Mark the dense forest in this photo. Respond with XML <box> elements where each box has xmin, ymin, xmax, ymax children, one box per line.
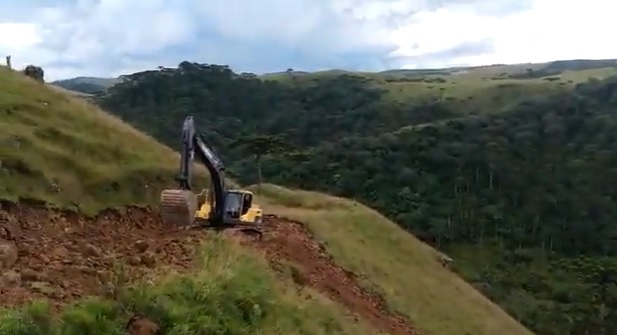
<box><xmin>97</xmin><ymin>61</ymin><xmax>617</xmax><ymax>335</ymax></box>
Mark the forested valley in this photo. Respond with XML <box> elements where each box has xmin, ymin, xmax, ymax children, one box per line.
<box><xmin>97</xmin><ymin>61</ymin><xmax>617</xmax><ymax>335</ymax></box>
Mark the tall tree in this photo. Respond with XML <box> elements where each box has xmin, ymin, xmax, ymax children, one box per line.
<box><xmin>229</xmin><ymin>135</ymin><xmax>291</xmax><ymax>193</ymax></box>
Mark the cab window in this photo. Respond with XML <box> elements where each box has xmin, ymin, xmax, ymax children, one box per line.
<box><xmin>242</xmin><ymin>193</ymin><xmax>252</xmax><ymax>214</ymax></box>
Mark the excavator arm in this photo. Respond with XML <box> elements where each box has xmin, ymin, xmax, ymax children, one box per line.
<box><xmin>160</xmin><ymin>116</ymin><xmax>228</xmax><ymax>226</ymax></box>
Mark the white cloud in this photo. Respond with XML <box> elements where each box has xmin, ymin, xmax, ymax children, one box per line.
<box><xmin>0</xmin><ymin>0</ymin><xmax>613</xmax><ymax>81</ymax></box>
<box><xmin>396</xmin><ymin>0</ymin><xmax>616</xmax><ymax>68</ymax></box>
<box><xmin>0</xmin><ymin>23</ymin><xmax>40</xmax><ymax>51</ymax></box>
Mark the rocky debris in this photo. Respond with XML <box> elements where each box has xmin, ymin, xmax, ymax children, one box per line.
<box><xmin>0</xmin><ymin>270</ymin><xmax>21</xmax><ymax>287</ymax></box>
<box><xmin>2</xmin><ymin>202</ymin><xmax>420</xmax><ymax>335</ymax></box>
<box><xmin>0</xmin><ymin>203</ymin><xmax>205</xmax><ymax>308</ymax></box>
<box><xmin>141</xmin><ymin>252</ymin><xmax>156</xmax><ymax>267</ymax></box>
<box><xmin>82</xmin><ymin>243</ymin><xmax>103</xmax><ymax>257</ymax></box>
<box><xmin>20</xmin><ymin>268</ymin><xmax>48</xmax><ymax>281</ymax></box>
<box><xmin>134</xmin><ymin>239</ymin><xmax>150</xmax><ymax>252</ymax></box>
<box><xmin>0</xmin><ymin>239</ymin><xmax>17</xmax><ymax>271</ymax></box>
<box><xmin>28</xmin><ymin>281</ymin><xmax>56</xmax><ymax>296</ymax></box>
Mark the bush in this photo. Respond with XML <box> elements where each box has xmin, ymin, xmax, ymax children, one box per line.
<box><xmin>22</xmin><ymin>65</ymin><xmax>44</xmax><ymax>82</ymax></box>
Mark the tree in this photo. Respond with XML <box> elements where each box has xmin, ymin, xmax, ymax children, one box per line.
<box><xmin>229</xmin><ymin>135</ymin><xmax>291</xmax><ymax>193</ymax></box>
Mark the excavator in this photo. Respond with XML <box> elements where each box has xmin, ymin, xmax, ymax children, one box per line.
<box><xmin>159</xmin><ymin>116</ymin><xmax>263</xmax><ymax>236</ymax></box>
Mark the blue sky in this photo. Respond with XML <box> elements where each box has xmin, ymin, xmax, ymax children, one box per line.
<box><xmin>0</xmin><ymin>0</ymin><xmax>614</xmax><ymax>81</ymax></box>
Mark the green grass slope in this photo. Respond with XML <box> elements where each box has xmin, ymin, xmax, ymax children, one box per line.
<box><xmin>256</xmin><ymin>185</ymin><xmax>534</xmax><ymax>335</ymax></box>
<box><xmin>51</xmin><ymin>76</ymin><xmax>119</xmax><ymax>94</ymax></box>
<box><xmin>0</xmin><ymin>66</ymin><xmax>179</xmax><ymax>214</ymax></box>
<box><xmin>0</xmin><ymin>67</ymin><xmax>533</xmax><ymax>335</ymax></box>
<box><xmin>261</xmin><ymin>60</ymin><xmax>617</xmax><ymax>113</ymax></box>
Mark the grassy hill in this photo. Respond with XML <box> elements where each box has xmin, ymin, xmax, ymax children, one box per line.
<box><xmin>60</xmin><ymin>59</ymin><xmax>617</xmax><ymax>111</ymax></box>
<box><xmin>261</xmin><ymin>59</ymin><xmax>617</xmax><ymax>113</ymax></box>
<box><xmin>56</xmin><ymin>58</ymin><xmax>617</xmax><ymax>121</ymax></box>
<box><xmin>0</xmin><ymin>67</ymin><xmax>533</xmax><ymax>334</ymax></box>
<box><xmin>51</xmin><ymin>76</ymin><xmax>119</xmax><ymax>95</ymax></box>
<box><xmin>0</xmin><ymin>67</ymin><xmax>177</xmax><ymax>214</ymax></box>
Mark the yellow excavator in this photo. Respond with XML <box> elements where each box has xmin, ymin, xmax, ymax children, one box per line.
<box><xmin>159</xmin><ymin>116</ymin><xmax>263</xmax><ymax>235</ymax></box>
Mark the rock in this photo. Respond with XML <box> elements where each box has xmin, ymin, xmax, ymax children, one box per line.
<box><xmin>76</xmin><ymin>266</ymin><xmax>97</xmax><ymax>275</ymax></box>
<box><xmin>49</xmin><ymin>182</ymin><xmax>61</xmax><ymax>193</ymax></box>
<box><xmin>83</xmin><ymin>243</ymin><xmax>102</xmax><ymax>257</ymax></box>
<box><xmin>29</xmin><ymin>281</ymin><xmax>56</xmax><ymax>296</ymax></box>
<box><xmin>17</xmin><ymin>246</ymin><xmax>30</xmax><ymax>257</ymax></box>
<box><xmin>60</xmin><ymin>280</ymin><xmax>71</xmax><ymax>289</ymax></box>
<box><xmin>141</xmin><ymin>253</ymin><xmax>156</xmax><ymax>268</ymax></box>
<box><xmin>126</xmin><ymin>315</ymin><xmax>160</xmax><ymax>335</ymax></box>
<box><xmin>0</xmin><ymin>240</ymin><xmax>17</xmax><ymax>270</ymax></box>
<box><xmin>0</xmin><ymin>270</ymin><xmax>21</xmax><ymax>287</ymax></box>
<box><xmin>133</xmin><ymin>240</ymin><xmax>150</xmax><ymax>253</ymax></box>
<box><xmin>21</xmin><ymin>268</ymin><xmax>48</xmax><ymax>281</ymax></box>
<box><xmin>50</xmin><ymin>246</ymin><xmax>69</xmax><ymax>259</ymax></box>
<box><xmin>39</xmin><ymin>254</ymin><xmax>50</xmax><ymax>263</ymax></box>
<box><xmin>127</xmin><ymin>256</ymin><xmax>142</xmax><ymax>266</ymax></box>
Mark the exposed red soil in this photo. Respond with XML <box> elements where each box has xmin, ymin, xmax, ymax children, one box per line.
<box><xmin>0</xmin><ymin>201</ymin><xmax>419</xmax><ymax>335</ymax></box>
<box><xmin>0</xmin><ymin>201</ymin><xmax>204</xmax><ymax>309</ymax></box>
<box><xmin>239</xmin><ymin>214</ymin><xmax>420</xmax><ymax>335</ymax></box>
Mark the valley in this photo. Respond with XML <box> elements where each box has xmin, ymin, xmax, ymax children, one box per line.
<box><xmin>89</xmin><ymin>59</ymin><xmax>617</xmax><ymax>335</ymax></box>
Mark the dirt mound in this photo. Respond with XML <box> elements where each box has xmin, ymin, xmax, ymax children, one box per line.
<box><xmin>237</xmin><ymin>214</ymin><xmax>419</xmax><ymax>335</ymax></box>
<box><xmin>0</xmin><ymin>202</ymin><xmax>418</xmax><ymax>335</ymax></box>
<box><xmin>0</xmin><ymin>201</ymin><xmax>205</xmax><ymax>308</ymax></box>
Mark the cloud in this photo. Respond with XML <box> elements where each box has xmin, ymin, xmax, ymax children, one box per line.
<box><xmin>0</xmin><ymin>0</ymin><xmax>612</xmax><ymax>81</ymax></box>
<box><xmin>395</xmin><ymin>38</ymin><xmax>496</xmax><ymax>68</ymax></box>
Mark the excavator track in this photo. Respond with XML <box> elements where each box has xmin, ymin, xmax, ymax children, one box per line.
<box><xmin>160</xmin><ymin>189</ymin><xmax>198</xmax><ymax>226</ymax></box>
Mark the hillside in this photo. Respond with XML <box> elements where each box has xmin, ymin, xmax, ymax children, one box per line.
<box><xmin>0</xmin><ymin>67</ymin><xmax>531</xmax><ymax>334</ymax></box>
<box><xmin>51</xmin><ymin>76</ymin><xmax>119</xmax><ymax>94</ymax></box>
<box><xmin>97</xmin><ymin>61</ymin><xmax>617</xmax><ymax>335</ymax></box>
<box><xmin>61</xmin><ymin>59</ymin><xmax>617</xmax><ymax>115</ymax></box>
<box><xmin>262</xmin><ymin>60</ymin><xmax>617</xmax><ymax>114</ymax></box>
<box><xmin>0</xmin><ymin>68</ymin><xmax>179</xmax><ymax>213</ymax></box>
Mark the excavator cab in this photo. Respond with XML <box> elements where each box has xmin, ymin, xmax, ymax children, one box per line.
<box><xmin>224</xmin><ymin>191</ymin><xmax>243</xmax><ymax>219</ymax></box>
<box><xmin>223</xmin><ymin>190</ymin><xmax>261</xmax><ymax>225</ymax></box>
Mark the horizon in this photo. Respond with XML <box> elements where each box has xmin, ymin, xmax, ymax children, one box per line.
<box><xmin>49</xmin><ymin>57</ymin><xmax>617</xmax><ymax>82</ymax></box>
<box><xmin>1</xmin><ymin>0</ymin><xmax>614</xmax><ymax>82</ymax></box>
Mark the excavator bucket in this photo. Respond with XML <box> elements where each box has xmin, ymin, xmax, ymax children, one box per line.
<box><xmin>160</xmin><ymin>189</ymin><xmax>198</xmax><ymax>226</ymax></box>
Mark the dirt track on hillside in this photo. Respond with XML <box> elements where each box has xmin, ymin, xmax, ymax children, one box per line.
<box><xmin>0</xmin><ymin>201</ymin><xmax>419</xmax><ymax>335</ymax></box>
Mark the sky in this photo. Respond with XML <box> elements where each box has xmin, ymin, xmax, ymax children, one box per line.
<box><xmin>0</xmin><ymin>0</ymin><xmax>614</xmax><ymax>81</ymax></box>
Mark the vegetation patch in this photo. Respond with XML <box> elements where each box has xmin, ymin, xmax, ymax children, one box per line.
<box><xmin>0</xmin><ymin>67</ymin><xmax>187</xmax><ymax>214</ymax></box>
